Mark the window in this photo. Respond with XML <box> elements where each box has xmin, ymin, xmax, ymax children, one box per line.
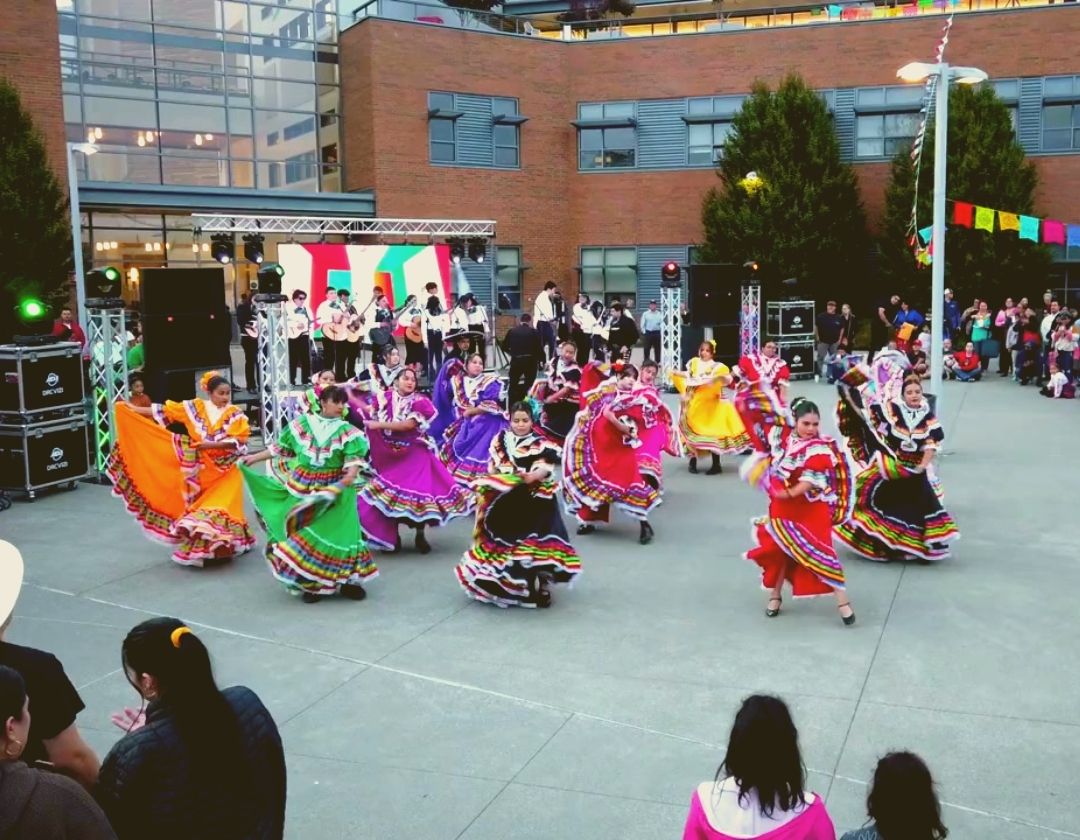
<box><xmin>495</xmin><ymin>246</ymin><xmax>523</xmax><ymax>311</ymax></box>
<box><xmin>581</xmin><ymin>247</ymin><xmax>637</xmax><ymax>302</ymax></box>
<box><xmin>854</xmin><ymin>86</ymin><xmax>925</xmax><ymax>159</ymax></box>
<box><xmin>1042</xmin><ymin>76</ymin><xmax>1080</xmax><ymax>151</ymax></box>
<box><xmin>991</xmin><ymin>79</ymin><xmax>1019</xmax><ymax>134</ymax></box>
<box><xmin>267</xmin><ymin>131</ymin><xmax>279</xmax><ymax>147</ymax></box>
<box><xmin>685</xmin><ymin>96</ymin><xmax>743</xmax><ymax>165</ymax></box>
<box><xmin>284</xmin><ymin>151</ymin><xmax>317</xmax><ymax>184</ymax></box>
<box><xmin>283</xmin><ymin>116</ymin><xmax>315</xmax><ymax>141</ymax></box>
<box><xmin>492</xmin><ymin>97</ymin><xmax>520</xmax><ymax>168</ymax></box>
<box><xmin>428</xmin><ymin>91</ymin><xmax>458</xmax><ymax>163</ymax></box>
<box><xmin>577</xmin><ymin>103</ymin><xmax>636</xmax><ymax>170</ymax></box>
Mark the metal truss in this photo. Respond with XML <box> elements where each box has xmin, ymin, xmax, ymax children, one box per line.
<box><xmin>86</xmin><ymin>306</ymin><xmax>128</xmax><ymax>475</ymax></box>
<box><xmin>192</xmin><ymin>214</ymin><xmax>497</xmax><ymax>237</ymax></box>
<box><xmin>740</xmin><ymin>283</ymin><xmax>761</xmax><ymax>359</ymax></box>
<box><xmin>659</xmin><ymin>286</ymin><xmax>683</xmax><ymax>389</ymax></box>
<box><xmin>254</xmin><ymin>296</ymin><xmax>292</xmax><ymax>445</ymax></box>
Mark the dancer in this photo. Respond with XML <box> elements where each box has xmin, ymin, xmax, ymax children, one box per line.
<box><xmin>441</xmin><ymin>353</ymin><xmax>509</xmax><ymax>486</ymax></box>
<box><xmin>429</xmin><ymin>327</ymin><xmax>476</xmax><ymax>445</ymax></box>
<box><xmin>240</xmin><ymin>385</ymin><xmax>377</xmax><ymax>603</ymax></box>
<box><xmin>455</xmin><ymin>402</ymin><xmax>582</xmax><ymax>608</ymax></box>
<box><xmin>300</xmin><ymin>369</ymin><xmax>336</xmax><ymax>415</ymax></box>
<box><xmin>562</xmin><ymin>362</ymin><xmax>662</xmax><ymax>545</ymax></box>
<box><xmin>740</xmin><ymin>397</ymin><xmax>856</xmax><ymax>626</ymax></box>
<box><xmin>108</xmin><ymin>371</ymin><xmax>254</xmax><ymax>567</ymax></box>
<box><xmin>835</xmin><ymin>376</ymin><xmax>959</xmax><ymax>562</ymax></box>
<box><xmin>734</xmin><ymin>340</ymin><xmax>791</xmax><ymax>405</ymax></box>
<box><xmin>632</xmin><ymin>360</ymin><xmax>679</xmax><ymax>494</ymax></box>
<box><xmin>530</xmin><ymin>341</ymin><xmax>582</xmax><ymax>443</ymax></box>
<box><xmin>354</xmin><ymin>368</ymin><xmax>471</xmax><ymax>554</ymax></box>
<box><xmin>672</xmin><ymin>340</ymin><xmax>749</xmax><ymax>475</ymax></box>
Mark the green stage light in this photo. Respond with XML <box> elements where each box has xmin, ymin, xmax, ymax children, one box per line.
<box><xmin>17</xmin><ymin>298</ymin><xmax>47</xmax><ymax>322</ymax></box>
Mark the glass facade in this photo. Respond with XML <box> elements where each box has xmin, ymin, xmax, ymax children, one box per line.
<box><xmin>59</xmin><ymin>0</ymin><xmax>344</xmax><ymax>191</ymax></box>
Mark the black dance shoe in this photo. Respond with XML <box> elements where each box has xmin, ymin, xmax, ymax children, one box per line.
<box><xmin>415</xmin><ymin>531</ymin><xmax>432</xmax><ymax>555</ymax></box>
<box><xmin>577</xmin><ymin>524</ymin><xmax>595</xmax><ymax>535</ymax></box>
<box><xmin>765</xmin><ymin>597</ymin><xmax>782</xmax><ymax>617</ymax></box>
<box><xmin>639</xmin><ymin>521</ymin><xmax>654</xmax><ymax>545</ymax></box>
<box><xmin>838</xmin><ymin>601</ymin><xmax>856</xmax><ymax>626</ymax></box>
<box><xmin>301</xmin><ymin>592</ymin><xmax>323</xmax><ymax>604</ymax></box>
<box><xmin>341</xmin><ymin>584</ymin><xmax>367</xmax><ymax>601</ymax></box>
<box><xmin>706</xmin><ymin>455</ymin><xmax>723</xmax><ymax>475</ymax></box>
<box><xmin>688</xmin><ymin>457</ymin><xmax>698</xmax><ymax>474</ymax></box>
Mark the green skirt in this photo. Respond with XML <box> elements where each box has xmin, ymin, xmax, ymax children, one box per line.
<box><xmin>241</xmin><ymin>464</ymin><xmax>378</xmax><ymax>596</ymax></box>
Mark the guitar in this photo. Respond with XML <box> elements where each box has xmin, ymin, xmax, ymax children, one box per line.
<box><xmin>287</xmin><ymin>307</ymin><xmax>311</xmax><ymax>340</ymax></box>
<box><xmin>322</xmin><ymin>310</ymin><xmax>349</xmax><ymax>342</ymax></box>
<box><xmin>345</xmin><ymin>305</ymin><xmax>365</xmax><ymax>344</ymax></box>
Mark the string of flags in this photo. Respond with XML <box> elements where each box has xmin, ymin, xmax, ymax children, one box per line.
<box><xmin>912</xmin><ymin>200</ymin><xmax>1080</xmax><ymax>266</ymax></box>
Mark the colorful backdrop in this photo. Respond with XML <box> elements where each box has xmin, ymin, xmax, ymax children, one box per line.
<box><xmin>277</xmin><ymin>244</ymin><xmax>452</xmax><ymax>327</ymax></box>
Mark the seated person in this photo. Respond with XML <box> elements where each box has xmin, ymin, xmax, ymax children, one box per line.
<box><xmin>941</xmin><ymin>339</ymin><xmax>957</xmax><ymax>379</ymax></box>
<box><xmin>1040</xmin><ymin>364</ymin><xmax>1074</xmax><ymax>399</ymax></box>
<box><xmin>952</xmin><ymin>341</ymin><xmax>982</xmax><ymax>381</ymax></box>
<box><xmin>825</xmin><ymin>347</ymin><xmax>852</xmax><ymax>384</ymax></box>
<box><xmin>909</xmin><ymin>348</ymin><xmax>929</xmax><ymax>380</ymax></box>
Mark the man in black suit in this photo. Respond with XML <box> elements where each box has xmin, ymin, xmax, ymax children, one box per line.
<box><xmin>607</xmin><ymin>303</ymin><xmax>639</xmax><ymax>362</ymax></box>
<box><xmin>503</xmin><ymin>313</ymin><xmax>543</xmax><ymax>405</ymax></box>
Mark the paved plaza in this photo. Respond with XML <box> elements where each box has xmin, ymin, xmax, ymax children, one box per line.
<box><xmin>1</xmin><ymin>377</ymin><xmax>1075</xmax><ymax>839</ymax></box>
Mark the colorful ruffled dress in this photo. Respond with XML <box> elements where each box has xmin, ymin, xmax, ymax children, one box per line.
<box><xmin>734</xmin><ymin>354</ymin><xmax>791</xmax><ymax>403</ymax></box>
<box><xmin>743</xmin><ymin>424</ymin><xmax>853</xmax><ymax>598</ymax></box>
<box><xmin>108</xmin><ymin>400</ymin><xmax>254</xmax><ymax>566</ymax></box>
<box><xmin>530</xmin><ymin>359</ymin><xmax>582</xmax><ymax>442</ymax></box>
<box><xmin>441</xmin><ymin>372</ymin><xmax>509</xmax><ymax>485</ymax></box>
<box><xmin>354</xmin><ymin>388</ymin><xmax>472</xmax><ymax>549</ymax></box>
<box><xmin>429</xmin><ymin>354</ymin><xmax>466</xmax><ymax>445</ymax></box>
<box><xmin>562</xmin><ymin>385</ymin><xmax>663</xmax><ymax>524</ymax></box>
<box><xmin>455</xmin><ymin>430</ymin><xmax>581</xmax><ymax>607</ymax></box>
<box><xmin>241</xmin><ymin>413</ymin><xmax>377</xmax><ymax>596</ymax></box>
<box><xmin>834</xmin><ymin>392</ymin><xmax>959</xmax><ymax>562</ymax></box>
<box><xmin>671</xmin><ymin>357</ymin><xmax>749</xmax><ymax>456</ymax></box>
<box><xmin>632</xmin><ymin>382</ymin><xmax>680</xmax><ymax>489</ymax></box>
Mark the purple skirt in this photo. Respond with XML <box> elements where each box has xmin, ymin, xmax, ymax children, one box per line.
<box><xmin>442</xmin><ymin>413</ymin><xmax>509</xmax><ymax>485</ymax></box>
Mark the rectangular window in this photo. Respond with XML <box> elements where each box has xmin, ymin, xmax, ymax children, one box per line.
<box><xmin>282</xmin><ymin>116</ymin><xmax>315</xmax><ymax>140</ymax></box>
<box><xmin>1042</xmin><ymin>76</ymin><xmax>1080</xmax><ymax>151</ymax></box>
<box><xmin>267</xmin><ymin>130</ymin><xmax>279</xmax><ymax>147</ymax></box>
<box><xmin>991</xmin><ymin>79</ymin><xmax>1020</xmax><ymax>134</ymax></box>
<box><xmin>685</xmin><ymin>96</ymin><xmax>743</xmax><ymax>165</ymax></box>
<box><xmin>284</xmin><ymin>150</ymin><xmax>317</xmax><ymax>184</ymax></box>
<box><xmin>495</xmin><ymin>246</ymin><xmax>523</xmax><ymax>312</ymax></box>
<box><xmin>854</xmin><ymin>86</ymin><xmax>924</xmax><ymax>159</ymax></box>
<box><xmin>492</xmin><ymin>97</ymin><xmax>520</xmax><ymax>169</ymax></box>
<box><xmin>578</xmin><ymin>103</ymin><xmax>636</xmax><ymax>170</ymax></box>
<box><xmin>428</xmin><ymin>91</ymin><xmax>457</xmax><ymax>163</ymax></box>
<box><xmin>580</xmin><ymin>247</ymin><xmax>637</xmax><ymax>302</ymax></box>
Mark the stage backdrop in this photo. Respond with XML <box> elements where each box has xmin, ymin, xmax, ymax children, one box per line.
<box><xmin>277</xmin><ymin>243</ymin><xmax>453</xmax><ymax>334</ymax></box>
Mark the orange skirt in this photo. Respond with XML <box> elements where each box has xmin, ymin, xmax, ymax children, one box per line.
<box><xmin>108</xmin><ymin>403</ymin><xmax>254</xmax><ymax>567</ymax></box>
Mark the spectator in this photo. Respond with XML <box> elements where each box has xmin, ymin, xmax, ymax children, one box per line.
<box><xmin>871</xmin><ymin>294</ymin><xmax>900</xmax><ymax>362</ymax></box>
<box><xmin>892</xmin><ymin>300</ymin><xmax>924</xmax><ymax>353</ymax></box>
<box><xmin>532</xmin><ymin>281</ymin><xmax>559</xmax><ymax>362</ymax></box>
<box><xmin>681</xmin><ymin>695</ymin><xmax>835</xmax><ymax>839</ymax></box>
<box><xmin>1017</xmin><ymin>307</ymin><xmax>1042</xmax><ymax>385</ymax></box>
<box><xmin>942</xmin><ymin>289</ymin><xmax>961</xmax><ymax>342</ymax></box>
<box><xmin>1004</xmin><ymin>306</ymin><xmax>1023</xmax><ymax>380</ymax></box>
<box><xmin>607</xmin><ymin>303</ymin><xmax>639</xmax><ymax>362</ymax></box>
<box><xmin>1040</xmin><ymin>363</ymin><xmax>1073</xmax><ymax>399</ymax></box>
<box><xmin>51</xmin><ymin>307</ymin><xmax>87</xmax><ymax>349</ymax></box>
<box><xmin>952</xmin><ymin>342</ymin><xmax>981</xmax><ymax>382</ymax></box>
<box><xmin>993</xmin><ymin>298</ymin><xmax>1015</xmax><ymax>377</ymax></box>
<box><xmin>96</xmin><ymin>617</ymin><xmax>285</xmax><ymax>840</ymax></box>
<box><xmin>968</xmin><ymin>301</ymin><xmax>994</xmax><ymax>372</ymax></box>
<box><xmin>910</xmin><ymin>348</ymin><xmax>929</xmax><ymax>380</ymax></box>
<box><xmin>1051</xmin><ymin>312</ymin><xmax>1076</xmax><ymax>380</ymax></box>
<box><xmin>941</xmin><ymin>339</ymin><xmax>957</xmax><ymax>379</ymax></box>
<box><xmin>825</xmin><ymin>346</ymin><xmax>852</xmax><ymax>384</ymax></box>
<box><xmin>0</xmin><ymin>666</ymin><xmax>117</xmax><ymax>839</ymax></box>
<box><xmin>1040</xmin><ymin>299</ymin><xmax>1061</xmax><ymax>382</ymax></box>
<box><xmin>127</xmin><ymin>373</ymin><xmax>151</xmax><ymax>408</ymax></box>
<box><xmin>571</xmin><ymin>293</ymin><xmax>597</xmax><ymax>366</ymax></box>
<box><xmin>0</xmin><ymin>542</ymin><xmax>100</xmax><ymax>790</ymax></box>
<box><xmin>814</xmin><ymin>300</ymin><xmax>843</xmax><ymax>382</ymax></box>
<box><xmin>959</xmin><ymin>297</ymin><xmax>980</xmax><ymax>340</ymax></box>
<box><xmin>503</xmin><ymin>313</ymin><xmax>543</xmax><ymax>404</ymax></box>
<box><xmin>840</xmin><ymin>751</ymin><xmax>947</xmax><ymax>840</ymax></box>
<box><xmin>640</xmin><ymin>299</ymin><xmax>663</xmax><ymax>364</ymax></box>
<box><xmin>837</xmin><ymin>303</ymin><xmax>857</xmax><ymax>352</ymax></box>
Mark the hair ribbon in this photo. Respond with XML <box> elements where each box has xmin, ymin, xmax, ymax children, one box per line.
<box><xmin>170</xmin><ymin>626</ymin><xmax>193</xmax><ymax>649</ymax></box>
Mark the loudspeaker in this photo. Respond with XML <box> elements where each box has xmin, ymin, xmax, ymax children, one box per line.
<box><xmin>688</xmin><ymin>264</ymin><xmax>743</xmax><ymax>328</ymax></box>
<box><xmin>0</xmin><ymin>415</ymin><xmax>90</xmax><ymax>495</ymax></box>
<box><xmin>145</xmin><ymin>366</ymin><xmax>234</xmax><ymax>403</ymax></box>
<box><xmin>779</xmin><ymin>341</ymin><xmax>815</xmax><ymax>378</ymax></box>
<box><xmin>142</xmin><ymin>312</ymin><xmax>230</xmax><ymax>371</ymax></box>
<box><xmin>141</xmin><ymin>268</ymin><xmax>226</xmax><ymax>318</ymax></box>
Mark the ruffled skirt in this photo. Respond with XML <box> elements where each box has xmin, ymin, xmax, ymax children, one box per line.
<box><xmin>745</xmin><ymin>490</ymin><xmax>845</xmax><ymax>597</ymax></box>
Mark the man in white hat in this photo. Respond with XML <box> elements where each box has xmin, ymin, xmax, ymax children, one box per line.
<box><xmin>0</xmin><ymin>541</ymin><xmax>100</xmax><ymax>789</ymax></box>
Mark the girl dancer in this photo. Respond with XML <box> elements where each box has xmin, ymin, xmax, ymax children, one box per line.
<box><xmin>455</xmin><ymin>402</ymin><xmax>581</xmax><ymax>608</ymax></box>
<box><xmin>633</xmin><ymin>360</ymin><xmax>679</xmax><ymax>495</ymax></box>
<box><xmin>429</xmin><ymin>328</ymin><xmax>476</xmax><ymax>445</ymax></box>
<box><xmin>240</xmin><ymin>385</ymin><xmax>377</xmax><ymax>603</ymax></box>
<box><xmin>354</xmin><ymin>368</ymin><xmax>471</xmax><ymax>554</ymax></box>
<box><xmin>562</xmin><ymin>362</ymin><xmax>662</xmax><ymax>545</ymax></box>
<box><xmin>108</xmin><ymin>371</ymin><xmax>254</xmax><ymax>566</ymax></box>
<box><xmin>835</xmin><ymin>376</ymin><xmax>959</xmax><ymax>562</ymax></box>
<box><xmin>672</xmin><ymin>340</ymin><xmax>749</xmax><ymax>475</ymax></box>
<box><xmin>740</xmin><ymin>397</ymin><xmax>856</xmax><ymax>626</ymax></box>
<box><xmin>734</xmin><ymin>340</ymin><xmax>791</xmax><ymax>405</ymax></box>
<box><xmin>531</xmin><ymin>341</ymin><xmax>582</xmax><ymax>443</ymax></box>
<box><xmin>441</xmin><ymin>353</ymin><xmax>509</xmax><ymax>485</ymax></box>
<box><xmin>300</xmin><ymin>369</ymin><xmax>336</xmax><ymax>415</ymax></box>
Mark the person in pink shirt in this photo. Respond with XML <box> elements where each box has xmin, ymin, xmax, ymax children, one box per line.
<box><xmin>683</xmin><ymin>695</ymin><xmax>836</xmax><ymax>840</ymax></box>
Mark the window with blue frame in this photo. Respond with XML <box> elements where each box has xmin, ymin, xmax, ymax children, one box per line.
<box><xmin>685</xmin><ymin>96</ymin><xmax>744</xmax><ymax>165</ymax></box>
<box><xmin>581</xmin><ymin>247</ymin><xmax>637</xmax><ymax>303</ymax></box>
<box><xmin>492</xmin><ymin>97</ymin><xmax>521</xmax><ymax>168</ymax></box>
<box><xmin>576</xmin><ymin>103</ymin><xmax>636</xmax><ymax>170</ymax></box>
<box><xmin>1042</xmin><ymin>76</ymin><xmax>1080</xmax><ymax>151</ymax></box>
<box><xmin>428</xmin><ymin>92</ymin><xmax>459</xmax><ymax>163</ymax></box>
<box><xmin>427</xmin><ymin>92</ymin><xmax>523</xmax><ymax>168</ymax></box>
<box><xmin>854</xmin><ymin>86</ymin><xmax>925</xmax><ymax>159</ymax></box>
<box><xmin>496</xmin><ymin>246</ymin><xmax>523</xmax><ymax>312</ymax></box>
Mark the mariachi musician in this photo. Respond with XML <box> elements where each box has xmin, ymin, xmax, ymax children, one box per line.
<box><xmin>287</xmin><ymin>289</ymin><xmax>313</xmax><ymax>385</ymax></box>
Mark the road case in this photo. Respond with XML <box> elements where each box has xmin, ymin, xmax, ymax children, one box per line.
<box><xmin>0</xmin><ymin>414</ymin><xmax>90</xmax><ymax>499</ymax></box>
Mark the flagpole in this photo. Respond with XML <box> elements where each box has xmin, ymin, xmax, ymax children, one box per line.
<box><xmin>929</xmin><ymin>62</ymin><xmax>948</xmax><ymax>418</ymax></box>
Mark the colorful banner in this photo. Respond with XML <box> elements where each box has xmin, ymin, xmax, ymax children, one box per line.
<box><xmin>277</xmin><ymin>243</ymin><xmax>453</xmax><ymax>336</ymax></box>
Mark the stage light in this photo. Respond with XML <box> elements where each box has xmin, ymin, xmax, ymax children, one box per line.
<box><xmin>467</xmin><ymin>238</ymin><xmax>486</xmax><ymax>263</ymax></box>
<box><xmin>243</xmin><ymin>233</ymin><xmax>265</xmax><ymax>264</ymax></box>
<box><xmin>13</xmin><ymin>295</ymin><xmax>53</xmax><ymax>343</ymax></box>
<box><xmin>17</xmin><ymin>298</ymin><xmax>46</xmax><ymax>323</ymax></box>
<box><xmin>660</xmin><ymin>261</ymin><xmax>681</xmax><ymax>287</ymax></box>
<box><xmin>211</xmin><ymin>233</ymin><xmax>234</xmax><ymax>264</ymax></box>
<box><xmin>86</xmin><ymin>266</ymin><xmax>121</xmax><ymax>299</ymax></box>
<box><xmin>256</xmin><ymin>262</ymin><xmax>285</xmax><ymax>295</ymax></box>
<box><xmin>448</xmin><ymin>238</ymin><xmax>465</xmax><ymax>264</ymax></box>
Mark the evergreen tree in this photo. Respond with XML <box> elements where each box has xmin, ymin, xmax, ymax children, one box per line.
<box><xmin>699</xmin><ymin>74</ymin><xmax>867</xmax><ymax>304</ymax></box>
<box><xmin>0</xmin><ymin>77</ymin><xmax>72</xmax><ymax>342</ymax></box>
<box><xmin>880</xmin><ymin>83</ymin><xmax>1051</xmax><ymax>309</ymax></box>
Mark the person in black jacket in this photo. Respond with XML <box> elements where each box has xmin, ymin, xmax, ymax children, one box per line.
<box><xmin>96</xmin><ymin>617</ymin><xmax>285</xmax><ymax>840</ymax></box>
<box><xmin>606</xmin><ymin>303</ymin><xmax>639</xmax><ymax>362</ymax></box>
<box><xmin>503</xmin><ymin>313</ymin><xmax>544</xmax><ymax>405</ymax></box>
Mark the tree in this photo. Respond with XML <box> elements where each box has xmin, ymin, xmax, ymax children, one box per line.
<box><xmin>699</xmin><ymin>74</ymin><xmax>867</xmax><ymax>304</ymax></box>
<box><xmin>880</xmin><ymin>83</ymin><xmax>1051</xmax><ymax>309</ymax></box>
<box><xmin>0</xmin><ymin>77</ymin><xmax>72</xmax><ymax>343</ymax></box>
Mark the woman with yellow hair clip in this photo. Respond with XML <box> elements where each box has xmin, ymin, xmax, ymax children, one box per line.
<box><xmin>108</xmin><ymin>370</ymin><xmax>254</xmax><ymax>567</ymax></box>
<box><xmin>671</xmin><ymin>340</ymin><xmax>749</xmax><ymax>475</ymax></box>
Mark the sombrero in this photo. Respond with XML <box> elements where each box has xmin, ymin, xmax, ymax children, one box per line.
<box><xmin>444</xmin><ymin>327</ymin><xmax>483</xmax><ymax>341</ymax></box>
<box><xmin>0</xmin><ymin>541</ymin><xmax>25</xmax><ymax>628</ymax></box>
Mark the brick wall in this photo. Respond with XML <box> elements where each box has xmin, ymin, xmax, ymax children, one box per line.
<box><xmin>342</xmin><ymin>10</ymin><xmax>1080</xmax><ymax>305</ymax></box>
<box><xmin>0</xmin><ymin>1</ymin><xmax>66</xmax><ymax>186</ymax></box>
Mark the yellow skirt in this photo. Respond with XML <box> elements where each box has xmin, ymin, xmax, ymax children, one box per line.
<box><xmin>108</xmin><ymin>403</ymin><xmax>254</xmax><ymax>567</ymax></box>
<box><xmin>675</xmin><ymin>379</ymin><xmax>749</xmax><ymax>455</ymax></box>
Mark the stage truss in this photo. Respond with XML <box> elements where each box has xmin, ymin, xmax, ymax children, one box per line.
<box><xmin>192</xmin><ymin>215</ymin><xmax>497</xmax><ymax>238</ymax></box>
<box><xmin>740</xmin><ymin>283</ymin><xmax>762</xmax><ymax>358</ymax></box>
<box><xmin>659</xmin><ymin>286</ymin><xmax>683</xmax><ymax>389</ymax></box>
<box><xmin>253</xmin><ymin>295</ymin><xmax>292</xmax><ymax>445</ymax></box>
<box><xmin>86</xmin><ymin>306</ymin><xmax>129</xmax><ymax>475</ymax></box>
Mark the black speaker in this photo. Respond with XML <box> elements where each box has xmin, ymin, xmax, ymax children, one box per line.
<box><xmin>142</xmin><ymin>312</ymin><xmax>230</xmax><ymax>371</ymax></box>
<box><xmin>779</xmin><ymin>341</ymin><xmax>815</xmax><ymax>378</ymax></box>
<box><xmin>142</xmin><ymin>268</ymin><xmax>226</xmax><ymax>318</ymax></box>
<box><xmin>688</xmin><ymin>264</ymin><xmax>743</xmax><ymax>328</ymax></box>
<box><xmin>145</xmin><ymin>366</ymin><xmax>233</xmax><ymax>403</ymax></box>
<box><xmin>0</xmin><ymin>415</ymin><xmax>90</xmax><ymax>494</ymax></box>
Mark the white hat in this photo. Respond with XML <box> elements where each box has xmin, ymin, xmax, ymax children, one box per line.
<box><xmin>0</xmin><ymin>541</ymin><xmax>25</xmax><ymax>627</ymax></box>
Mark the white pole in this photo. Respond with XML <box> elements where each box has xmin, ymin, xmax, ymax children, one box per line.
<box><xmin>929</xmin><ymin>64</ymin><xmax>948</xmax><ymax>418</ymax></box>
<box><xmin>66</xmin><ymin>143</ymin><xmax>88</xmax><ymax>340</ymax></box>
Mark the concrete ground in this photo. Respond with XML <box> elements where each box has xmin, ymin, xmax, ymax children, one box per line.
<box><xmin>2</xmin><ymin>375</ymin><xmax>1075</xmax><ymax>839</ymax></box>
